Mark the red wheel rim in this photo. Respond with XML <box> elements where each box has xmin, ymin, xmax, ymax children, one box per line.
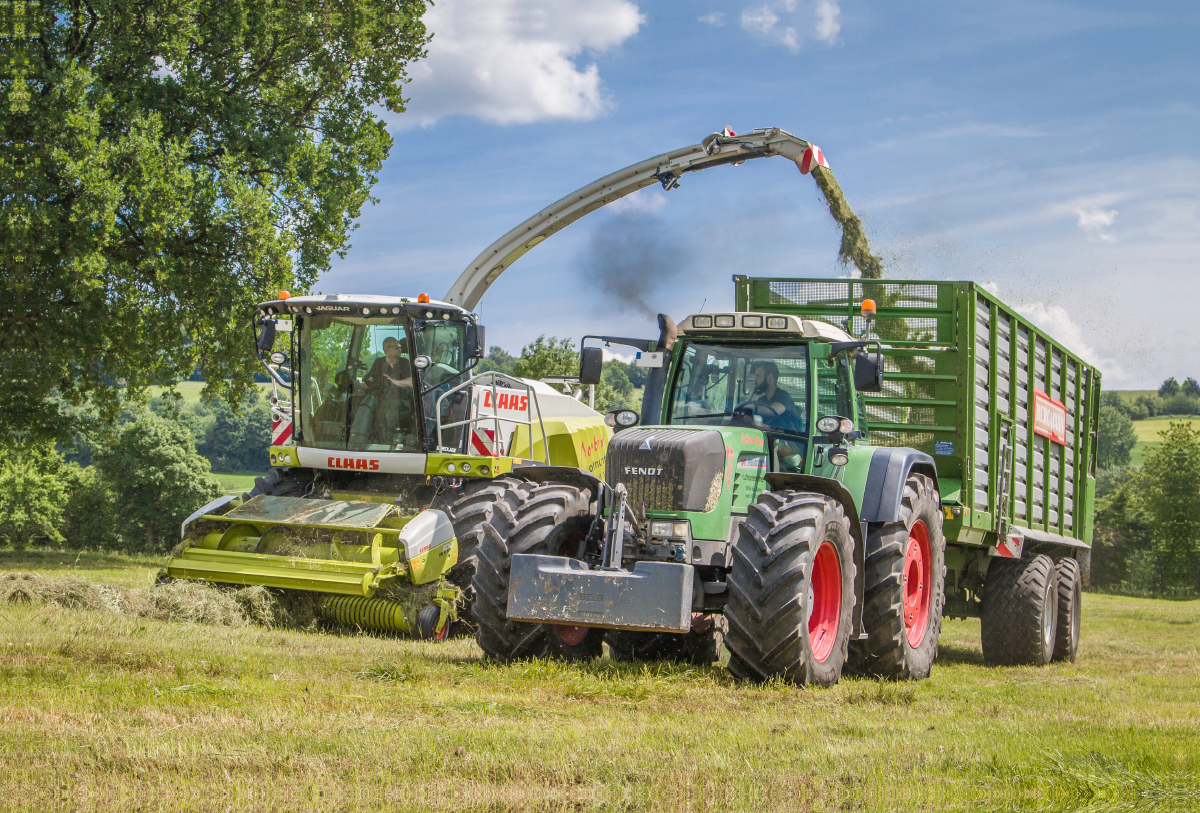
<box><xmin>903</xmin><ymin>519</ymin><xmax>932</xmax><ymax>648</ymax></box>
<box><xmin>434</xmin><ymin>621</ymin><xmax>448</xmax><ymax>641</ymax></box>
<box><xmin>556</xmin><ymin>625</ymin><xmax>588</xmax><ymax>646</ymax></box>
<box><xmin>808</xmin><ymin>540</ymin><xmax>842</xmax><ymax>663</ymax></box>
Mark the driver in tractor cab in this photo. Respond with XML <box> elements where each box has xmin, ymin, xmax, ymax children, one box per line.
<box><xmin>362</xmin><ymin>336</ymin><xmax>415</xmax><ymax>443</ymax></box>
<box><xmin>742</xmin><ymin>361</ymin><xmax>803</xmax><ymax>434</ymax></box>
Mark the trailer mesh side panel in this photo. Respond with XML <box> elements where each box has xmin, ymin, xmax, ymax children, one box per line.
<box><xmin>737</xmin><ymin>277</ymin><xmax>1101</xmax><ymax>546</ymax></box>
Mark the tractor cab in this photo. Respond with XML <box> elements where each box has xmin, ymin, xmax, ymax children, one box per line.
<box><xmin>255</xmin><ymin>293</ymin><xmax>485</xmax><ymax>459</ymax></box>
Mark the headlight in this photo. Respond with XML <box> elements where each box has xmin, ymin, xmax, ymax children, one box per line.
<box><xmin>461</xmin><ymin>462</ymin><xmax>471</xmax><ymax>472</ymax></box>
<box><xmin>816</xmin><ymin>416</ymin><xmax>840</xmax><ymax>433</ymax></box>
<box><xmin>615</xmin><ymin>409</ymin><xmax>639</xmax><ymax>427</ymax></box>
<box><xmin>650</xmin><ymin>521</ymin><xmax>673</xmax><ymax>537</ymax></box>
<box><xmin>692</xmin><ymin>315</ymin><xmax>713</xmax><ymax>328</ymax></box>
<box><xmin>268</xmin><ymin>351</ymin><xmax>287</xmax><ymax>365</ymax></box>
<box><xmin>839</xmin><ymin>417</ymin><xmax>855</xmax><ymax>434</ymax></box>
<box><xmin>766</xmin><ymin>316</ymin><xmax>787</xmax><ymax>329</ymax></box>
<box><xmin>673</xmin><ymin>522</ymin><xmax>689</xmax><ymax>537</ymax></box>
<box><xmin>741</xmin><ymin>315</ymin><xmax>763</xmax><ymax>328</ymax></box>
<box><xmin>714</xmin><ymin>315</ymin><xmax>735</xmax><ymax>328</ymax></box>
<box><xmin>829</xmin><ymin>450</ymin><xmax>849</xmax><ymax>467</ymax></box>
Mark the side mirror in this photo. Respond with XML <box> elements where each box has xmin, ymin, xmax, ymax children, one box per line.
<box><xmin>854</xmin><ymin>351</ymin><xmax>884</xmax><ymax>392</ymax></box>
<box><xmin>257</xmin><ymin>317</ymin><xmax>276</xmax><ymax>352</ymax></box>
<box><xmin>466</xmin><ymin>323</ymin><xmax>486</xmax><ymax>358</ymax></box>
<box><xmin>579</xmin><ymin>346</ymin><xmax>603</xmax><ymax>386</ymax></box>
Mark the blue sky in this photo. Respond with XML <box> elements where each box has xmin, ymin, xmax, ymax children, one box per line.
<box><xmin>321</xmin><ymin>1</ymin><xmax>1200</xmax><ymax>389</ymax></box>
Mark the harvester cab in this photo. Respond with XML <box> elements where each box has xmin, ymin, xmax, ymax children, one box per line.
<box><xmin>163</xmin><ymin>292</ymin><xmax>613</xmax><ymax>640</ymax></box>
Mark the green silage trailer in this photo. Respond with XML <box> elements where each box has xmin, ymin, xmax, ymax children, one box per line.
<box><xmin>734</xmin><ymin>276</ymin><xmax>1101</xmax><ymax>618</ymax></box>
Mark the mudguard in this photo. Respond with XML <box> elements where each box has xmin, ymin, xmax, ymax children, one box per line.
<box><xmin>858</xmin><ymin>447</ymin><xmax>939</xmax><ymax>523</ymax></box>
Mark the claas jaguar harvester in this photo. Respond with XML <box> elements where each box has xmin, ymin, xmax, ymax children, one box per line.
<box><xmin>164</xmin><ymin>292</ymin><xmax>611</xmax><ymax>640</ymax></box>
<box><xmin>495</xmin><ymin>280</ymin><xmax>1099</xmax><ymax>684</ymax></box>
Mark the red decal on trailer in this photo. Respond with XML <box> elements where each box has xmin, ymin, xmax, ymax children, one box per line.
<box><xmin>1032</xmin><ymin>390</ymin><xmax>1068</xmax><ymax>445</ymax></box>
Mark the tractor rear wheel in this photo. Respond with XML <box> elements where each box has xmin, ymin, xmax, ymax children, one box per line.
<box><xmin>1052</xmin><ymin>557</ymin><xmax>1081</xmax><ymax>663</ymax></box>
<box><xmin>470</xmin><ymin>480</ymin><xmax>603</xmax><ymax>662</ymax></box>
<box><xmin>724</xmin><ymin>491</ymin><xmax>856</xmax><ymax>686</ymax></box>
<box><xmin>848</xmin><ymin>473</ymin><xmax>945</xmax><ymax>680</ymax></box>
<box><xmin>605</xmin><ymin>615</ymin><xmax>726</xmax><ymax>666</ymax></box>
<box><xmin>981</xmin><ymin>554</ymin><xmax>1058</xmax><ymax>666</ymax></box>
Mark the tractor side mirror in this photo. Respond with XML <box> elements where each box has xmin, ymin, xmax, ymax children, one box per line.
<box><xmin>257</xmin><ymin>317</ymin><xmax>276</xmax><ymax>352</ymax></box>
<box><xmin>854</xmin><ymin>351</ymin><xmax>884</xmax><ymax>392</ymax></box>
<box><xmin>466</xmin><ymin>323</ymin><xmax>486</xmax><ymax>358</ymax></box>
<box><xmin>579</xmin><ymin>346</ymin><xmax>604</xmax><ymax>386</ymax></box>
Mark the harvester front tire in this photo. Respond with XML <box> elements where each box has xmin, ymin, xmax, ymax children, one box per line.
<box><xmin>981</xmin><ymin>554</ymin><xmax>1058</xmax><ymax>666</ymax></box>
<box><xmin>441</xmin><ymin>476</ymin><xmax>526</xmax><ymax>629</ymax></box>
<box><xmin>605</xmin><ymin>615</ymin><xmax>726</xmax><ymax>666</ymax></box>
<box><xmin>1052</xmin><ymin>557</ymin><xmax>1081</xmax><ymax>663</ymax></box>
<box><xmin>724</xmin><ymin>491</ymin><xmax>856</xmax><ymax>687</ymax></box>
<box><xmin>848</xmin><ymin>473</ymin><xmax>945</xmax><ymax>680</ymax></box>
<box><xmin>470</xmin><ymin>481</ymin><xmax>602</xmax><ymax>663</ymax></box>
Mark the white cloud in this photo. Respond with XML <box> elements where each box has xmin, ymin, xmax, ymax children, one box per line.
<box><xmin>1015</xmin><ymin>302</ymin><xmax>1129</xmax><ymax>384</ymax></box>
<box><xmin>698</xmin><ymin>12</ymin><xmax>725</xmax><ymax>27</ymax></box>
<box><xmin>814</xmin><ymin>0</ymin><xmax>841</xmax><ymax>42</ymax></box>
<box><xmin>401</xmin><ymin>0</ymin><xmax>644</xmax><ymax>127</ymax></box>
<box><xmin>1075</xmin><ymin>206</ymin><xmax>1118</xmax><ymax>242</ymax></box>
<box><xmin>741</xmin><ymin>0</ymin><xmax>840</xmax><ymax>51</ymax></box>
<box><xmin>608</xmin><ymin>188</ymin><xmax>669</xmax><ymax>215</ymax></box>
<box><xmin>980</xmin><ymin>280</ymin><xmax>1000</xmax><ymax>295</ymax></box>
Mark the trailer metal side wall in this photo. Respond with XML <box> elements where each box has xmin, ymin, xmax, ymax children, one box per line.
<box><xmin>734</xmin><ymin>277</ymin><xmax>1100</xmax><ymax>573</ymax></box>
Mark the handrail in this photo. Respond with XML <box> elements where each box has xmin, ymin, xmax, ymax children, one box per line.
<box><xmin>434</xmin><ymin>372</ymin><xmax>551</xmax><ymax>464</ymax></box>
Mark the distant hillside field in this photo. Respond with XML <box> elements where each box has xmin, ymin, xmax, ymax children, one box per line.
<box><xmin>148</xmin><ymin>381</ymin><xmax>272</xmax><ymax>406</ymax></box>
<box><xmin>1130</xmin><ymin>416</ymin><xmax>1200</xmax><ymax>467</ymax></box>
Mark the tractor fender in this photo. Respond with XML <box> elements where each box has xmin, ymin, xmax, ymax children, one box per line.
<box><xmin>763</xmin><ymin>472</ymin><xmax>865</xmax><ymax>637</ymax></box>
<box><xmin>858</xmin><ymin>448</ymin><xmax>939</xmax><ymax>523</ymax></box>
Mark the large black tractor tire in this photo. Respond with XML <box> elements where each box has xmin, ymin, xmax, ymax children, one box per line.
<box><xmin>980</xmin><ymin>554</ymin><xmax>1059</xmax><ymax>666</ymax></box>
<box><xmin>244</xmin><ymin>468</ymin><xmax>304</xmax><ymax>500</ymax></box>
<box><xmin>471</xmin><ymin>480</ymin><xmax>604</xmax><ymax>662</ymax></box>
<box><xmin>440</xmin><ymin>477</ymin><xmax>526</xmax><ymax>630</ymax></box>
<box><xmin>724</xmin><ymin>491</ymin><xmax>856</xmax><ymax>687</ymax></box>
<box><xmin>848</xmin><ymin>473</ymin><xmax>945</xmax><ymax>681</ymax></box>
<box><xmin>1052</xmin><ymin>557</ymin><xmax>1081</xmax><ymax>663</ymax></box>
<box><xmin>605</xmin><ymin>615</ymin><xmax>726</xmax><ymax>666</ymax></box>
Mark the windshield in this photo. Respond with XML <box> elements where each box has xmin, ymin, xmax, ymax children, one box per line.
<box><xmin>668</xmin><ymin>342</ymin><xmax>809</xmax><ymax>436</ymax></box>
<box><xmin>300</xmin><ymin>315</ymin><xmax>419</xmax><ymax>452</ymax></box>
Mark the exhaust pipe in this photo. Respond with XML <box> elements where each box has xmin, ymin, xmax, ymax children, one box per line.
<box><xmin>640</xmin><ymin>313</ymin><xmax>679</xmax><ymax>425</ymax></box>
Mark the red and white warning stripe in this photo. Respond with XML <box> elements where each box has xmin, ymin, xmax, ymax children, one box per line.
<box><xmin>722</xmin><ymin>126</ymin><xmax>737</xmax><ymax>137</ymax></box>
<box><xmin>471</xmin><ymin>428</ymin><xmax>500</xmax><ymax>457</ymax></box>
<box><xmin>271</xmin><ymin>416</ymin><xmax>293</xmax><ymax>445</ymax></box>
<box><xmin>799</xmin><ymin>144</ymin><xmax>830</xmax><ymax>175</ymax></box>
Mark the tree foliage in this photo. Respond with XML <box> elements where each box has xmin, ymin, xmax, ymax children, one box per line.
<box><xmin>1158</xmin><ymin>378</ymin><xmax>1180</xmax><ymax>398</ymax></box>
<box><xmin>93</xmin><ymin>413</ymin><xmax>221</xmax><ymax>551</ymax></box>
<box><xmin>1097</xmin><ymin>405</ymin><xmax>1137</xmax><ymax>469</ymax></box>
<box><xmin>1</xmin><ymin>0</ymin><xmax>429</xmax><ymax>439</ymax></box>
<box><xmin>0</xmin><ymin>441</ymin><xmax>74</xmax><ymax>549</ymax></box>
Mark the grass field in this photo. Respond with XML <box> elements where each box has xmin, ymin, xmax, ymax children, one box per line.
<box><xmin>2</xmin><ymin>549</ymin><xmax>1198</xmax><ymax>812</ymax></box>
<box><xmin>212</xmin><ymin>472</ymin><xmax>258</xmax><ymax>494</ymax></box>
<box><xmin>1129</xmin><ymin>416</ymin><xmax>1200</xmax><ymax>467</ymax></box>
<box><xmin>148</xmin><ymin>381</ymin><xmax>272</xmax><ymax>406</ymax></box>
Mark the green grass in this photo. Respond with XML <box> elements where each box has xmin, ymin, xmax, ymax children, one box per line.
<box><xmin>1130</xmin><ymin>416</ymin><xmax>1200</xmax><ymax>467</ymax></box>
<box><xmin>148</xmin><ymin>380</ymin><xmax>272</xmax><ymax>406</ymax></box>
<box><xmin>213</xmin><ymin>472</ymin><xmax>258</xmax><ymax>494</ymax></box>
<box><xmin>2</xmin><ymin>550</ymin><xmax>1199</xmax><ymax>812</ymax></box>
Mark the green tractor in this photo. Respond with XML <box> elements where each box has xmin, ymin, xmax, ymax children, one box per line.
<box><xmin>487</xmin><ymin>279</ymin><xmax>1098</xmax><ymax>684</ymax></box>
<box><xmin>165</xmin><ymin>292</ymin><xmax>612</xmax><ymax>640</ymax></box>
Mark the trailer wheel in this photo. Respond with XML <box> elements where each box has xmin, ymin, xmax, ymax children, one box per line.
<box><xmin>1052</xmin><ymin>557</ymin><xmax>1081</xmax><ymax>663</ymax></box>
<box><xmin>724</xmin><ymin>491</ymin><xmax>856</xmax><ymax>686</ymax></box>
<box><xmin>415</xmin><ymin>604</ymin><xmax>448</xmax><ymax>641</ymax></box>
<box><xmin>848</xmin><ymin>473</ymin><xmax>945</xmax><ymax>680</ymax></box>
<box><xmin>470</xmin><ymin>480</ymin><xmax>600</xmax><ymax>662</ymax></box>
<box><xmin>981</xmin><ymin>554</ymin><xmax>1058</xmax><ymax>666</ymax></box>
<box><xmin>605</xmin><ymin>615</ymin><xmax>726</xmax><ymax>666</ymax></box>
<box><xmin>441</xmin><ymin>476</ymin><xmax>526</xmax><ymax>630</ymax></box>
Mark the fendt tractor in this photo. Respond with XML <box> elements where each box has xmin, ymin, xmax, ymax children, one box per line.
<box><xmin>490</xmin><ymin>278</ymin><xmax>1099</xmax><ymax>685</ymax></box>
<box><xmin>164</xmin><ymin>293</ymin><xmax>611</xmax><ymax>642</ymax></box>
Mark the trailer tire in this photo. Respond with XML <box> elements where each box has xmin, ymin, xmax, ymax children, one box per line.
<box><xmin>605</xmin><ymin>615</ymin><xmax>726</xmax><ymax>666</ymax></box>
<box><xmin>724</xmin><ymin>491</ymin><xmax>856</xmax><ymax>686</ymax></box>
<box><xmin>441</xmin><ymin>476</ymin><xmax>526</xmax><ymax>630</ymax></box>
<box><xmin>981</xmin><ymin>554</ymin><xmax>1058</xmax><ymax>666</ymax></box>
<box><xmin>848</xmin><ymin>473</ymin><xmax>945</xmax><ymax>680</ymax></box>
<box><xmin>470</xmin><ymin>480</ymin><xmax>601</xmax><ymax>663</ymax></box>
<box><xmin>1052</xmin><ymin>557</ymin><xmax>1081</xmax><ymax>663</ymax></box>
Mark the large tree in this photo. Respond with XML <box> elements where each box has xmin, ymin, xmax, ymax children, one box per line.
<box><xmin>1</xmin><ymin>0</ymin><xmax>428</xmax><ymax>439</ymax></box>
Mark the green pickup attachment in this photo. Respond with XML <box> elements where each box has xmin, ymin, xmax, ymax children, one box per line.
<box><xmin>165</xmin><ymin>495</ymin><xmax>460</xmax><ymax>638</ymax></box>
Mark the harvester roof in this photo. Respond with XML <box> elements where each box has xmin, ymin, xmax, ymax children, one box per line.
<box><xmin>256</xmin><ymin>293</ymin><xmax>468</xmax><ymax>320</ymax></box>
<box><xmin>678</xmin><ymin>312</ymin><xmax>854</xmax><ymax>342</ymax></box>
